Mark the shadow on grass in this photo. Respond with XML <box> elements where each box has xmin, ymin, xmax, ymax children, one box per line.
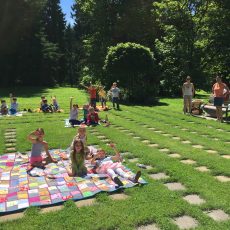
<box><xmin>0</xmin><ymin>86</ymin><xmax>60</xmax><ymax>98</ymax></box>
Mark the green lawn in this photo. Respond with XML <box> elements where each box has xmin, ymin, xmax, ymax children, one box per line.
<box><xmin>0</xmin><ymin>87</ymin><xmax>229</xmax><ymax>230</ymax></box>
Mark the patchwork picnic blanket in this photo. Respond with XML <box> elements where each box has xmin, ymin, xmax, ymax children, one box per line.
<box><xmin>0</xmin><ymin>149</ymin><xmax>147</xmax><ymax>213</ymax></box>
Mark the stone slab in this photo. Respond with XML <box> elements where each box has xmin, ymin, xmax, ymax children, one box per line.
<box><xmin>137</xmin><ymin>224</ymin><xmax>160</xmax><ymax>230</ymax></box>
<box><xmin>110</xmin><ymin>193</ymin><xmax>129</xmax><ymax>200</ymax></box>
<box><xmin>148</xmin><ymin>128</ymin><xmax>155</xmax><ymax>130</ymax></box>
<box><xmin>221</xmin><ymin>155</ymin><xmax>230</xmax><ymax>159</ymax></box>
<box><xmin>164</xmin><ymin>182</ymin><xmax>186</xmax><ymax>191</ymax></box>
<box><xmin>150</xmin><ymin>173</ymin><xmax>169</xmax><ymax>180</ymax></box>
<box><xmin>41</xmin><ymin>205</ymin><xmax>63</xmax><ymax>213</ymax></box>
<box><xmin>183</xmin><ymin>194</ymin><xmax>205</xmax><ymax>205</ymax></box>
<box><xmin>173</xmin><ymin>215</ymin><xmax>198</xmax><ymax>229</ymax></box>
<box><xmin>162</xmin><ymin>133</ymin><xmax>171</xmax><ymax>136</ymax></box>
<box><xmin>205</xmin><ymin>209</ymin><xmax>230</xmax><ymax>222</ymax></box>
<box><xmin>133</xmin><ymin>136</ymin><xmax>141</xmax><ymax>139</ymax></box>
<box><xmin>172</xmin><ymin>137</ymin><xmax>180</xmax><ymax>140</ymax></box>
<box><xmin>195</xmin><ymin>166</ymin><xmax>210</xmax><ymax>172</ymax></box>
<box><xmin>182</xmin><ymin>140</ymin><xmax>191</xmax><ymax>144</ymax></box>
<box><xmin>206</xmin><ymin>150</ymin><xmax>218</xmax><ymax>154</ymax></box>
<box><xmin>75</xmin><ymin>198</ymin><xmax>96</xmax><ymax>208</ymax></box>
<box><xmin>148</xmin><ymin>144</ymin><xmax>159</xmax><ymax>148</ymax></box>
<box><xmin>154</xmin><ymin>130</ymin><xmax>162</xmax><ymax>133</ymax></box>
<box><xmin>129</xmin><ymin>158</ymin><xmax>139</xmax><ymax>163</ymax></box>
<box><xmin>180</xmin><ymin>159</ymin><xmax>196</xmax><ymax>165</ymax></box>
<box><xmin>142</xmin><ymin>140</ymin><xmax>150</xmax><ymax>144</ymax></box>
<box><xmin>168</xmin><ymin>153</ymin><xmax>181</xmax><ymax>158</ymax></box>
<box><xmin>215</xmin><ymin>175</ymin><xmax>230</xmax><ymax>182</ymax></box>
<box><xmin>159</xmin><ymin>148</ymin><xmax>170</xmax><ymax>153</ymax></box>
<box><xmin>192</xmin><ymin>145</ymin><xmax>203</xmax><ymax>149</ymax></box>
<box><xmin>0</xmin><ymin>212</ymin><xmax>24</xmax><ymax>223</ymax></box>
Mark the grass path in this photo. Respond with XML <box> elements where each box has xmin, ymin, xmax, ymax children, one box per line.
<box><xmin>0</xmin><ymin>88</ymin><xmax>229</xmax><ymax>230</ymax></box>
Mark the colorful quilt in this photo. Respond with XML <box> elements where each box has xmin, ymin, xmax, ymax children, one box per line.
<box><xmin>0</xmin><ymin>149</ymin><xmax>147</xmax><ymax>213</ymax></box>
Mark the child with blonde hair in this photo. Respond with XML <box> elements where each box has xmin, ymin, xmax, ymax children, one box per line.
<box><xmin>27</xmin><ymin>128</ymin><xmax>57</xmax><ymax>167</ymax></box>
<box><xmin>91</xmin><ymin>144</ymin><xmax>141</xmax><ymax>187</ymax></box>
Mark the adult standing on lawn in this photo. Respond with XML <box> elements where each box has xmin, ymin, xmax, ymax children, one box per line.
<box><xmin>212</xmin><ymin>76</ymin><xmax>229</xmax><ymax>122</ymax></box>
<box><xmin>110</xmin><ymin>82</ymin><xmax>120</xmax><ymax>110</ymax></box>
<box><xmin>182</xmin><ymin>76</ymin><xmax>195</xmax><ymax>114</ymax></box>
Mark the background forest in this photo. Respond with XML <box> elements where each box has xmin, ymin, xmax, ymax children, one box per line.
<box><xmin>0</xmin><ymin>0</ymin><xmax>230</xmax><ymax>100</ymax></box>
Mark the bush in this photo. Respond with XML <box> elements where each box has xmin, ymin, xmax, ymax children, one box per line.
<box><xmin>103</xmin><ymin>42</ymin><xmax>159</xmax><ymax>104</ymax></box>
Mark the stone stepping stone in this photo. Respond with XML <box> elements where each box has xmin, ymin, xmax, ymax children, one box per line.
<box><xmin>173</xmin><ymin>215</ymin><xmax>198</xmax><ymax>229</ymax></box>
<box><xmin>137</xmin><ymin>224</ymin><xmax>160</xmax><ymax>230</ymax></box>
<box><xmin>120</xmin><ymin>129</ymin><xmax>129</xmax><ymax>132</ymax></box>
<box><xmin>225</xmin><ymin>141</ymin><xmax>230</xmax><ymax>144</ymax></box>
<box><xmin>168</xmin><ymin>153</ymin><xmax>181</xmax><ymax>158</ymax></box>
<box><xmin>192</xmin><ymin>145</ymin><xmax>203</xmax><ymax>149</ymax></box>
<box><xmin>97</xmin><ymin>136</ymin><xmax>106</xmax><ymax>139</ymax></box>
<box><xmin>183</xmin><ymin>194</ymin><xmax>205</xmax><ymax>205</ymax></box>
<box><xmin>216</xmin><ymin>129</ymin><xmax>224</xmax><ymax>132</ymax></box>
<box><xmin>201</xmin><ymin>135</ymin><xmax>208</xmax><ymax>138</ymax></box>
<box><xmin>215</xmin><ymin>175</ymin><xmax>230</xmax><ymax>182</ymax></box>
<box><xmin>120</xmin><ymin>152</ymin><xmax>132</xmax><ymax>156</ymax></box>
<box><xmin>159</xmin><ymin>148</ymin><xmax>170</xmax><ymax>153</ymax></box>
<box><xmin>213</xmin><ymin>138</ymin><xmax>219</xmax><ymax>141</ymax></box>
<box><xmin>75</xmin><ymin>198</ymin><xmax>96</xmax><ymax>208</ymax></box>
<box><xmin>206</xmin><ymin>150</ymin><xmax>218</xmax><ymax>154</ymax></box>
<box><xmin>0</xmin><ymin>212</ymin><xmax>24</xmax><ymax>223</ymax></box>
<box><xmin>173</xmin><ymin>126</ymin><xmax>179</xmax><ymax>128</ymax></box>
<box><xmin>110</xmin><ymin>193</ymin><xmax>129</xmax><ymax>200</ymax></box>
<box><xmin>205</xmin><ymin>209</ymin><xmax>230</xmax><ymax>222</ymax></box>
<box><xmin>182</xmin><ymin>140</ymin><xmax>191</xmax><ymax>144</ymax></box>
<box><xmin>142</xmin><ymin>140</ymin><xmax>150</xmax><ymax>144</ymax></box>
<box><xmin>180</xmin><ymin>159</ymin><xmax>196</xmax><ymax>165</ymax></box>
<box><xmin>127</xmin><ymin>133</ymin><xmax>134</xmax><ymax>136</ymax></box>
<box><xmin>129</xmin><ymin>158</ymin><xmax>139</xmax><ymax>163</ymax></box>
<box><xmin>148</xmin><ymin>143</ymin><xmax>159</xmax><ymax>148</ymax></box>
<box><xmin>146</xmin><ymin>165</ymin><xmax>153</xmax><ymax>170</ymax></box>
<box><xmin>133</xmin><ymin>136</ymin><xmax>141</xmax><ymax>139</ymax></box>
<box><xmin>5</xmin><ymin>143</ymin><xmax>16</xmax><ymax>147</ymax></box>
<box><xmin>164</xmin><ymin>182</ymin><xmax>186</xmax><ymax>191</ymax></box>
<box><xmin>5</xmin><ymin>137</ymin><xmax>17</xmax><ymax>141</ymax></box>
<box><xmin>221</xmin><ymin>155</ymin><xmax>230</xmax><ymax>159</ymax></box>
<box><xmin>150</xmin><ymin>173</ymin><xmax>169</xmax><ymax>180</ymax></box>
<box><xmin>181</xmin><ymin>128</ymin><xmax>188</xmax><ymax>131</ymax></box>
<box><xmin>162</xmin><ymin>133</ymin><xmax>171</xmax><ymax>137</ymax></box>
<box><xmin>41</xmin><ymin>205</ymin><xmax>63</xmax><ymax>213</ymax></box>
<box><xmin>195</xmin><ymin>166</ymin><xmax>210</xmax><ymax>172</ymax></box>
<box><xmin>6</xmin><ymin>147</ymin><xmax>16</xmax><ymax>152</ymax></box>
<box><xmin>142</xmin><ymin>125</ymin><xmax>148</xmax><ymax>128</ymax></box>
<box><xmin>154</xmin><ymin>130</ymin><xmax>162</xmax><ymax>133</ymax></box>
<box><xmin>148</xmin><ymin>127</ymin><xmax>155</xmax><ymax>130</ymax></box>
<box><xmin>101</xmin><ymin>139</ymin><xmax>110</xmax><ymax>142</ymax></box>
<box><xmin>172</xmin><ymin>137</ymin><xmax>180</xmax><ymax>140</ymax></box>
<box><xmin>190</xmin><ymin>131</ymin><xmax>197</xmax><ymax>134</ymax></box>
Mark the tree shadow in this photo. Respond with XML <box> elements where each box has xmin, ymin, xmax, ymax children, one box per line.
<box><xmin>0</xmin><ymin>86</ymin><xmax>58</xmax><ymax>98</ymax></box>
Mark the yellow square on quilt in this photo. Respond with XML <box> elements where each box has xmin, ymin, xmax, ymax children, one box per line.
<box><xmin>18</xmin><ymin>192</ymin><xmax>28</xmax><ymax>199</ymax></box>
<box><xmin>0</xmin><ymin>190</ymin><xmax>8</xmax><ymax>195</ymax></box>
<box><xmin>7</xmin><ymin>200</ymin><xmax>18</xmax><ymax>207</ymax></box>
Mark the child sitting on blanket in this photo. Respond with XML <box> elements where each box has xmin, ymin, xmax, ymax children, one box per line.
<box><xmin>69</xmin><ymin>97</ymin><xmax>80</xmax><ymax>126</ymax></box>
<box><xmin>91</xmin><ymin>144</ymin><xmax>141</xmax><ymax>187</ymax></box>
<box><xmin>71</xmin><ymin>125</ymin><xmax>87</xmax><ymax>148</ymax></box>
<box><xmin>87</xmin><ymin>107</ymin><xmax>99</xmax><ymax>126</ymax></box>
<box><xmin>82</xmin><ymin>104</ymin><xmax>89</xmax><ymax>123</ymax></box>
<box><xmin>51</xmin><ymin>95</ymin><xmax>59</xmax><ymax>112</ymax></box>
<box><xmin>67</xmin><ymin>139</ymin><xmax>87</xmax><ymax>177</ymax></box>
<box><xmin>0</xmin><ymin>99</ymin><xmax>8</xmax><ymax>115</ymax></box>
<box><xmin>41</xmin><ymin>99</ymin><xmax>53</xmax><ymax>113</ymax></box>
<box><xmin>27</xmin><ymin>128</ymin><xmax>57</xmax><ymax>167</ymax></box>
<box><xmin>9</xmin><ymin>93</ymin><xmax>19</xmax><ymax>115</ymax></box>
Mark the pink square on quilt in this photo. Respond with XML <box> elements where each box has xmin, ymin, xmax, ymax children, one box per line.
<box><xmin>29</xmin><ymin>196</ymin><xmax>40</xmax><ymax>203</ymax></box>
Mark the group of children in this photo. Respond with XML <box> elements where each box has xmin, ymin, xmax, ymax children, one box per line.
<box><xmin>69</xmin><ymin>97</ymin><xmax>109</xmax><ymax>127</ymax></box>
<box><xmin>40</xmin><ymin>95</ymin><xmax>60</xmax><ymax>113</ymax></box>
<box><xmin>28</xmin><ymin>126</ymin><xmax>141</xmax><ymax>187</ymax></box>
<box><xmin>0</xmin><ymin>94</ymin><xmax>19</xmax><ymax>115</ymax></box>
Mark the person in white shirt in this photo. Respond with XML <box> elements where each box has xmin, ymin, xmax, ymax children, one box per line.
<box><xmin>182</xmin><ymin>76</ymin><xmax>195</xmax><ymax>114</ymax></box>
<box><xmin>110</xmin><ymin>82</ymin><xmax>120</xmax><ymax>110</ymax></box>
<box><xmin>69</xmin><ymin>97</ymin><xmax>80</xmax><ymax>127</ymax></box>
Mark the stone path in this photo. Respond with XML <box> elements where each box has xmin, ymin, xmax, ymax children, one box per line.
<box><xmin>4</xmin><ymin>128</ymin><xmax>17</xmax><ymax>153</ymax></box>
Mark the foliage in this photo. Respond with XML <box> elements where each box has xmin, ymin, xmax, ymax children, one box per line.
<box><xmin>104</xmin><ymin>42</ymin><xmax>159</xmax><ymax>104</ymax></box>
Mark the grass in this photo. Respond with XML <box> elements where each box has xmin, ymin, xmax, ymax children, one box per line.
<box><xmin>0</xmin><ymin>87</ymin><xmax>230</xmax><ymax>230</ymax></box>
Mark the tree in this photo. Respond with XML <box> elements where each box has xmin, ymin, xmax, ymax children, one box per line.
<box><xmin>104</xmin><ymin>42</ymin><xmax>159</xmax><ymax>104</ymax></box>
